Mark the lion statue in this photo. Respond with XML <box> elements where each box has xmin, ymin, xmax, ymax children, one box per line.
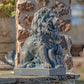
<box><xmin>18</xmin><ymin>8</ymin><xmax>64</xmax><ymax>68</ymax></box>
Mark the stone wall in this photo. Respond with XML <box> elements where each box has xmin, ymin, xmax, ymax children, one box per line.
<box><xmin>0</xmin><ymin>16</ymin><xmax>16</xmax><ymax>69</ymax></box>
<box><xmin>15</xmin><ymin>0</ymin><xmax>73</xmax><ymax>72</ymax></box>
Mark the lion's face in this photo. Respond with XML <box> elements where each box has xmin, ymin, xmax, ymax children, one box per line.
<box><xmin>38</xmin><ymin>10</ymin><xmax>60</xmax><ymax>32</ymax></box>
<box><xmin>31</xmin><ymin>8</ymin><xmax>60</xmax><ymax>41</ymax></box>
<box><xmin>37</xmin><ymin>10</ymin><xmax>60</xmax><ymax>46</ymax></box>
<box><xmin>47</xmin><ymin>17</ymin><xmax>60</xmax><ymax>32</ymax></box>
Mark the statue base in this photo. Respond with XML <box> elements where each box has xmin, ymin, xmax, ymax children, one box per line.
<box><xmin>0</xmin><ymin>60</ymin><xmax>13</xmax><ymax>70</ymax></box>
<box><xmin>0</xmin><ymin>70</ymin><xmax>80</xmax><ymax>84</ymax></box>
<box><xmin>14</xmin><ymin>67</ymin><xmax>66</xmax><ymax>76</ymax></box>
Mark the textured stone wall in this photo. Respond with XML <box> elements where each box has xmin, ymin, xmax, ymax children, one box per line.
<box><xmin>0</xmin><ymin>17</ymin><xmax>16</xmax><ymax>69</ymax></box>
<box><xmin>15</xmin><ymin>0</ymin><xmax>73</xmax><ymax>73</ymax></box>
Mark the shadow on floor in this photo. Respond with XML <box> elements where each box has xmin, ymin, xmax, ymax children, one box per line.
<box><xmin>76</xmin><ymin>80</ymin><xmax>84</xmax><ymax>84</ymax></box>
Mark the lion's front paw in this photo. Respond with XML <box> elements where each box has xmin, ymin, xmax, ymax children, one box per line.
<box><xmin>55</xmin><ymin>65</ymin><xmax>63</xmax><ymax>68</ymax></box>
<box><xmin>44</xmin><ymin>62</ymin><xmax>52</xmax><ymax>68</ymax></box>
<box><xmin>27</xmin><ymin>63</ymin><xmax>36</xmax><ymax>68</ymax></box>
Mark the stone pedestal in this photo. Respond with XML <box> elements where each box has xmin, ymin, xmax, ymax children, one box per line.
<box><xmin>14</xmin><ymin>68</ymin><xmax>66</xmax><ymax>76</ymax></box>
<box><xmin>0</xmin><ymin>71</ymin><xmax>80</xmax><ymax>84</ymax></box>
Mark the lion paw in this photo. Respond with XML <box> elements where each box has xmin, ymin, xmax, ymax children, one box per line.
<box><xmin>27</xmin><ymin>63</ymin><xmax>36</xmax><ymax>68</ymax></box>
<box><xmin>44</xmin><ymin>62</ymin><xmax>52</xmax><ymax>68</ymax></box>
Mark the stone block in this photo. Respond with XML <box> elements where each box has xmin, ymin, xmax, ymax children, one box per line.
<box><xmin>19</xmin><ymin>15</ymin><xmax>33</xmax><ymax>27</ymax></box>
<box><xmin>0</xmin><ymin>18</ymin><xmax>16</xmax><ymax>42</ymax></box>
<box><xmin>51</xmin><ymin>1</ymin><xmax>70</xmax><ymax>18</ymax></box>
<box><xmin>35</xmin><ymin>0</ymin><xmax>56</xmax><ymax>8</ymax></box>
<box><xmin>59</xmin><ymin>35</ymin><xmax>68</xmax><ymax>51</ymax></box>
<box><xmin>18</xmin><ymin>30</ymin><xmax>30</xmax><ymax>41</ymax></box>
<box><xmin>0</xmin><ymin>43</ymin><xmax>15</xmax><ymax>52</ymax></box>
<box><xmin>35</xmin><ymin>0</ymin><xmax>50</xmax><ymax>7</ymax></box>
<box><xmin>0</xmin><ymin>53</ymin><xmax>7</xmax><ymax>60</ymax></box>
<box><xmin>57</xmin><ymin>0</ymin><xmax>71</xmax><ymax>5</ymax></box>
<box><xmin>18</xmin><ymin>1</ymin><xmax>36</xmax><ymax>13</ymax></box>
<box><xmin>60</xmin><ymin>19</ymin><xmax>71</xmax><ymax>33</ymax></box>
<box><xmin>0</xmin><ymin>60</ymin><xmax>13</xmax><ymax>70</ymax></box>
<box><xmin>63</xmin><ymin>54</ymin><xmax>73</xmax><ymax>71</ymax></box>
<box><xmin>59</xmin><ymin>35</ymin><xmax>72</xmax><ymax>52</ymax></box>
<box><xmin>14</xmin><ymin>68</ymin><xmax>66</xmax><ymax>76</ymax></box>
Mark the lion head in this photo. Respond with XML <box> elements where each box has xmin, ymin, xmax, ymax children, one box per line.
<box><xmin>31</xmin><ymin>7</ymin><xmax>60</xmax><ymax>47</ymax></box>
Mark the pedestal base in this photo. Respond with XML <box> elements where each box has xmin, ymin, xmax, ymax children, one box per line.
<box><xmin>0</xmin><ymin>71</ymin><xmax>80</xmax><ymax>84</ymax></box>
<box><xmin>0</xmin><ymin>60</ymin><xmax>13</xmax><ymax>70</ymax></box>
<box><xmin>14</xmin><ymin>67</ymin><xmax>66</xmax><ymax>76</ymax></box>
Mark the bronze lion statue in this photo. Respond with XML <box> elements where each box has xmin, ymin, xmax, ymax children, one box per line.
<box><xmin>18</xmin><ymin>8</ymin><xmax>64</xmax><ymax>69</ymax></box>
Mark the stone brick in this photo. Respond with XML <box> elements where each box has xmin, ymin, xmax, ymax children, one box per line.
<box><xmin>60</xmin><ymin>20</ymin><xmax>71</xmax><ymax>32</ymax></box>
<box><xmin>59</xmin><ymin>35</ymin><xmax>68</xmax><ymax>51</ymax></box>
<box><xmin>18</xmin><ymin>30</ymin><xmax>30</xmax><ymax>41</ymax></box>
<box><xmin>0</xmin><ymin>53</ymin><xmax>7</xmax><ymax>60</ymax></box>
<box><xmin>0</xmin><ymin>31</ymin><xmax>10</xmax><ymax>37</ymax></box>
<box><xmin>19</xmin><ymin>15</ymin><xmax>33</xmax><ymax>27</ymax></box>
<box><xmin>59</xmin><ymin>35</ymin><xmax>72</xmax><ymax>51</ymax></box>
<box><xmin>0</xmin><ymin>18</ymin><xmax>16</xmax><ymax>42</ymax></box>
<box><xmin>51</xmin><ymin>1</ymin><xmax>70</xmax><ymax>18</ymax></box>
<box><xmin>0</xmin><ymin>43</ymin><xmax>15</xmax><ymax>52</ymax></box>
<box><xmin>63</xmin><ymin>54</ymin><xmax>73</xmax><ymax>70</ymax></box>
<box><xmin>18</xmin><ymin>1</ymin><xmax>36</xmax><ymax>13</ymax></box>
<box><xmin>0</xmin><ymin>60</ymin><xmax>13</xmax><ymax>70</ymax></box>
<box><xmin>35</xmin><ymin>0</ymin><xmax>49</xmax><ymax>7</ymax></box>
